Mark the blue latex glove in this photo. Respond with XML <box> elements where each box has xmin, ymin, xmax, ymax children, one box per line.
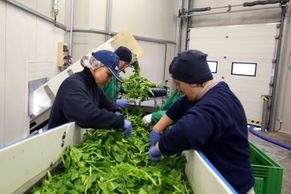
<box><xmin>116</xmin><ymin>99</ymin><xmax>128</xmax><ymax>108</ymax></box>
<box><xmin>150</xmin><ymin>128</ymin><xmax>161</xmax><ymax>146</ymax></box>
<box><xmin>123</xmin><ymin>119</ymin><xmax>132</xmax><ymax>137</ymax></box>
<box><xmin>149</xmin><ymin>146</ymin><xmax>161</xmax><ymax>161</ymax></box>
<box><xmin>115</xmin><ymin>111</ymin><xmax>122</xmax><ymax>116</ymax></box>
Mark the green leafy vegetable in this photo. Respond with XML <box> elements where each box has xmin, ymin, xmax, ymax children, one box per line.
<box><xmin>32</xmin><ymin>112</ymin><xmax>191</xmax><ymax>194</ymax></box>
<box><xmin>123</xmin><ymin>61</ymin><xmax>156</xmax><ymax>100</ymax></box>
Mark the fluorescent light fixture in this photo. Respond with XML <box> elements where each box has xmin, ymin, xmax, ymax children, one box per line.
<box><xmin>231</xmin><ymin>62</ymin><xmax>257</xmax><ymax>77</ymax></box>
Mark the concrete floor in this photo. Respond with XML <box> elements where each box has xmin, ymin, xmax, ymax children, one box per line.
<box><xmin>249</xmin><ymin>131</ymin><xmax>291</xmax><ymax>194</ymax></box>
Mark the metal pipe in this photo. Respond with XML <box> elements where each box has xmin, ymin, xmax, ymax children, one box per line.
<box><xmin>69</xmin><ymin>0</ymin><xmax>74</xmax><ymax>56</ymax></box>
<box><xmin>131</xmin><ymin>34</ymin><xmax>176</xmax><ymax>45</ymax></box>
<box><xmin>105</xmin><ymin>0</ymin><xmax>112</xmax><ymax>41</ymax></box>
<box><xmin>53</xmin><ymin>0</ymin><xmax>59</xmax><ymax>22</ymax></box>
<box><xmin>175</xmin><ymin>0</ymin><xmax>184</xmax><ymax>55</ymax></box>
<box><xmin>163</xmin><ymin>44</ymin><xmax>168</xmax><ymax>81</ymax></box>
<box><xmin>182</xmin><ymin>0</ymin><xmax>283</xmax><ymax>17</ymax></box>
<box><xmin>185</xmin><ymin>0</ymin><xmax>193</xmax><ymax>50</ymax></box>
<box><xmin>210</xmin><ymin>4</ymin><xmax>242</xmax><ymax>10</ymax></box>
<box><xmin>184</xmin><ymin>3</ymin><xmax>242</xmax><ymax>14</ymax></box>
<box><xmin>185</xmin><ymin>6</ymin><xmax>211</xmax><ymax>14</ymax></box>
<box><xmin>175</xmin><ymin>16</ymin><xmax>182</xmax><ymax>54</ymax></box>
<box><xmin>72</xmin><ymin>28</ymin><xmax>108</xmax><ymax>35</ymax></box>
<box><xmin>186</xmin><ymin>6</ymin><xmax>280</xmax><ymax>17</ymax></box>
<box><xmin>73</xmin><ymin>28</ymin><xmax>176</xmax><ymax>45</ymax></box>
<box><xmin>243</xmin><ymin>0</ymin><xmax>280</xmax><ymax>7</ymax></box>
<box><xmin>1</xmin><ymin>0</ymin><xmax>66</xmax><ymax>31</ymax></box>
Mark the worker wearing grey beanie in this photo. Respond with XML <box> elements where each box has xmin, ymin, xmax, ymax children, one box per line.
<box><xmin>148</xmin><ymin>49</ymin><xmax>255</xmax><ymax>194</ymax></box>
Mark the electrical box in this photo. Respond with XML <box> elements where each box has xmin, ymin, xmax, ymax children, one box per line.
<box><xmin>57</xmin><ymin>42</ymin><xmax>69</xmax><ymax>67</ymax></box>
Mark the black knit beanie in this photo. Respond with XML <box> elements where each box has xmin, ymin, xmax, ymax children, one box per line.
<box><xmin>115</xmin><ymin>46</ymin><xmax>132</xmax><ymax>63</ymax></box>
<box><xmin>169</xmin><ymin>50</ymin><xmax>213</xmax><ymax>84</ymax></box>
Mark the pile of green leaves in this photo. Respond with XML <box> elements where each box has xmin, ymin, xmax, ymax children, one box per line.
<box><xmin>122</xmin><ymin>61</ymin><xmax>156</xmax><ymax>100</ymax></box>
<box><xmin>32</xmin><ymin>113</ymin><xmax>191</xmax><ymax>194</ymax></box>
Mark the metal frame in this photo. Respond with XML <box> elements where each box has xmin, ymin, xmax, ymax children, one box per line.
<box><xmin>179</xmin><ymin>0</ymin><xmax>289</xmax><ymax>131</ymax></box>
<box><xmin>270</xmin><ymin>2</ymin><xmax>291</xmax><ymax>131</ymax></box>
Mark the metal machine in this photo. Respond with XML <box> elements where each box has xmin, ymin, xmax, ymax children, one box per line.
<box><xmin>0</xmin><ymin>122</ymin><xmax>236</xmax><ymax>194</ymax></box>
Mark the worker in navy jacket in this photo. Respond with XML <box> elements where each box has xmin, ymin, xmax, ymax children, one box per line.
<box><xmin>48</xmin><ymin>50</ymin><xmax>132</xmax><ymax>137</ymax></box>
<box><xmin>148</xmin><ymin>50</ymin><xmax>255</xmax><ymax>194</ymax></box>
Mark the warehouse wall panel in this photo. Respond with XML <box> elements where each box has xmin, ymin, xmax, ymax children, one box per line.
<box><xmin>35</xmin><ymin>19</ymin><xmax>65</xmax><ymax>76</ymax></box>
<box><xmin>57</xmin><ymin>0</ymin><xmax>66</xmax><ymax>24</ymax></box>
<box><xmin>5</xmin><ymin>4</ymin><xmax>37</xmax><ymax>145</ymax></box>
<box><xmin>281</xmin><ymin>55</ymin><xmax>291</xmax><ymax>134</ymax></box>
<box><xmin>0</xmin><ymin>1</ymin><xmax>6</xmax><ymax>147</ymax></box>
<box><xmin>72</xmin><ymin>0</ymin><xmax>178</xmax><ymax>86</ymax></box>
<box><xmin>88</xmin><ymin>0</ymin><xmax>107</xmax><ymax>30</ymax></box>
<box><xmin>111</xmin><ymin>0</ymin><xmax>176</xmax><ymax>41</ymax></box>
<box><xmin>14</xmin><ymin>0</ymin><xmax>37</xmax><ymax>10</ymax></box>
<box><xmin>0</xmin><ymin>3</ymin><xmax>65</xmax><ymax>147</ymax></box>
<box><xmin>137</xmin><ymin>41</ymin><xmax>167</xmax><ymax>85</ymax></box>
<box><xmin>72</xmin><ymin>33</ymin><xmax>106</xmax><ymax>62</ymax></box>
<box><xmin>73</xmin><ymin>0</ymin><xmax>107</xmax><ymax>30</ymax></box>
<box><xmin>37</xmin><ymin>0</ymin><xmax>54</xmax><ymax>19</ymax></box>
<box><xmin>73</xmin><ymin>0</ymin><xmax>90</xmax><ymax>28</ymax></box>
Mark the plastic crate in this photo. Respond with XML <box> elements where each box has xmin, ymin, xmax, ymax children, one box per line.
<box><xmin>254</xmin><ymin>177</ymin><xmax>264</xmax><ymax>194</ymax></box>
<box><xmin>249</xmin><ymin>143</ymin><xmax>283</xmax><ymax>194</ymax></box>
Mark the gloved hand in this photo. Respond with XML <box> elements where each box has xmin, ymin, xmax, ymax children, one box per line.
<box><xmin>150</xmin><ymin>128</ymin><xmax>161</xmax><ymax>146</ymax></box>
<box><xmin>142</xmin><ymin>114</ymin><xmax>152</xmax><ymax>127</ymax></box>
<box><xmin>123</xmin><ymin>119</ymin><xmax>132</xmax><ymax>137</ymax></box>
<box><xmin>149</xmin><ymin>145</ymin><xmax>161</xmax><ymax>161</ymax></box>
<box><xmin>116</xmin><ymin>99</ymin><xmax>128</xmax><ymax>108</ymax></box>
<box><xmin>115</xmin><ymin>111</ymin><xmax>122</xmax><ymax>116</ymax></box>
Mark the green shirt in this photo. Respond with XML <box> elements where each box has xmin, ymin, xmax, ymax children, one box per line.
<box><xmin>151</xmin><ymin>89</ymin><xmax>180</xmax><ymax>124</ymax></box>
<box><xmin>102</xmin><ymin>76</ymin><xmax>120</xmax><ymax>101</ymax></box>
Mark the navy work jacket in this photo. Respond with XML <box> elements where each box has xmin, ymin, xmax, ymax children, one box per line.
<box><xmin>48</xmin><ymin>67</ymin><xmax>124</xmax><ymax>130</ymax></box>
<box><xmin>160</xmin><ymin>82</ymin><xmax>254</xmax><ymax>194</ymax></box>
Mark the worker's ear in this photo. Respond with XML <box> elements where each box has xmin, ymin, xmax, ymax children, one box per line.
<box><xmin>80</xmin><ymin>56</ymin><xmax>90</xmax><ymax>67</ymax></box>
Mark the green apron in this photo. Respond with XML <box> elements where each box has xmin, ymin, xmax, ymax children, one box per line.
<box><xmin>151</xmin><ymin>89</ymin><xmax>180</xmax><ymax>124</ymax></box>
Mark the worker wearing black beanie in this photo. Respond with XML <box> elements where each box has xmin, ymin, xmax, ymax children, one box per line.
<box><xmin>149</xmin><ymin>49</ymin><xmax>255</xmax><ymax>194</ymax></box>
<box><xmin>102</xmin><ymin>46</ymin><xmax>133</xmax><ymax>108</ymax></box>
<box><xmin>115</xmin><ymin>46</ymin><xmax>132</xmax><ymax>64</ymax></box>
<box><xmin>169</xmin><ymin>50</ymin><xmax>213</xmax><ymax>84</ymax></box>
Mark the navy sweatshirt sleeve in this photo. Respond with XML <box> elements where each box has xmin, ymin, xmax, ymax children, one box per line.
<box><xmin>61</xmin><ymin>80</ymin><xmax>124</xmax><ymax>130</ymax></box>
<box><xmin>166</xmin><ymin>96</ymin><xmax>192</xmax><ymax>122</ymax></box>
<box><xmin>98</xmin><ymin>89</ymin><xmax>121</xmax><ymax>112</ymax></box>
<box><xmin>160</xmin><ymin>100</ymin><xmax>225</xmax><ymax>155</ymax></box>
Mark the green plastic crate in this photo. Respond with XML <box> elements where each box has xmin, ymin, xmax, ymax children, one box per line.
<box><xmin>249</xmin><ymin>143</ymin><xmax>283</xmax><ymax>194</ymax></box>
<box><xmin>254</xmin><ymin>177</ymin><xmax>264</xmax><ymax>194</ymax></box>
